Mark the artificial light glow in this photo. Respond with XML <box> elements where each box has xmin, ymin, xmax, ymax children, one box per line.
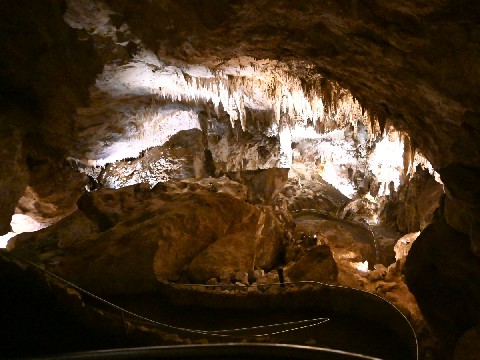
<box><xmin>279</xmin><ymin>126</ymin><xmax>293</xmax><ymax>168</ymax></box>
<box><xmin>82</xmin><ymin>105</ymin><xmax>201</xmax><ymax>167</ymax></box>
<box><xmin>0</xmin><ymin>214</ymin><xmax>48</xmax><ymax>249</ymax></box>
<box><xmin>354</xmin><ymin>261</ymin><xmax>369</xmax><ymax>273</ymax></box>
<box><xmin>0</xmin><ymin>232</ymin><xmax>16</xmax><ymax>249</ymax></box>
<box><xmin>368</xmin><ymin>133</ymin><xmax>404</xmax><ymax>196</ymax></box>
<box><xmin>322</xmin><ymin>159</ymin><xmax>355</xmax><ymax>198</ymax></box>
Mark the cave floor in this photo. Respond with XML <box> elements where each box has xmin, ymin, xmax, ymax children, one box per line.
<box><xmin>106</xmin><ymin>293</ymin><xmax>413</xmax><ymax>360</ymax></box>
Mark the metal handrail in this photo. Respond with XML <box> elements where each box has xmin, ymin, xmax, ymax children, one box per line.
<box><xmin>2</xmin><ymin>251</ymin><xmax>329</xmax><ymax>339</ymax></box>
<box><xmin>2</xmin><ymin>249</ymin><xmax>418</xmax><ymax>359</ymax></box>
<box><xmin>166</xmin><ymin>280</ymin><xmax>418</xmax><ymax>360</ymax></box>
<box><xmin>25</xmin><ymin>343</ymin><xmax>384</xmax><ymax>360</ymax></box>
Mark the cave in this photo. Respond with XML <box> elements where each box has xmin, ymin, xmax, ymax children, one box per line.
<box><xmin>1</xmin><ymin>1</ymin><xmax>480</xmax><ymax>359</ymax></box>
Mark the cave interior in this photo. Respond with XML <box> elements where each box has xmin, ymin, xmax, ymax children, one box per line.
<box><xmin>1</xmin><ymin>1</ymin><xmax>480</xmax><ymax>359</ymax></box>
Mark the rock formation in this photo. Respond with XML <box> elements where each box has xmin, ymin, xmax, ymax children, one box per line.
<box><xmin>1</xmin><ymin>0</ymin><xmax>480</xmax><ymax>358</ymax></box>
<box><xmin>8</xmin><ymin>178</ymin><xmax>287</xmax><ymax>295</ymax></box>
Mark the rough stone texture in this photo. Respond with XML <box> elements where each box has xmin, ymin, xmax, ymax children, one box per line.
<box><xmin>302</xmin><ymin>216</ymin><xmax>376</xmax><ymax>266</ymax></box>
<box><xmin>454</xmin><ymin>325</ymin><xmax>480</xmax><ymax>360</ymax></box>
<box><xmin>393</xmin><ymin>231</ymin><xmax>420</xmax><ymax>271</ymax></box>
<box><xmin>1</xmin><ymin>1</ymin><xmax>480</xmax><ymax>357</ymax></box>
<box><xmin>442</xmin><ymin>165</ymin><xmax>480</xmax><ymax>254</ymax></box>
<box><xmin>98</xmin><ymin>129</ymin><xmax>207</xmax><ymax>188</ymax></box>
<box><xmin>286</xmin><ymin>245</ymin><xmax>338</xmax><ymax>283</ymax></box>
<box><xmin>105</xmin><ymin>0</ymin><xmax>480</xmax><ymax>169</ymax></box>
<box><xmin>186</xmin><ymin>232</ymin><xmax>255</xmax><ymax>284</ymax></box>
<box><xmin>0</xmin><ymin>127</ymin><xmax>28</xmax><ymax>234</ymax></box>
<box><xmin>381</xmin><ymin>167</ymin><xmax>444</xmax><ymax>233</ymax></box>
<box><xmin>225</xmin><ymin>168</ymin><xmax>289</xmax><ymax>205</ymax></box>
<box><xmin>277</xmin><ymin>178</ymin><xmax>349</xmax><ymax>214</ymax></box>
<box><xmin>208</xmin><ymin>124</ymin><xmax>281</xmax><ymax>174</ymax></box>
<box><xmin>0</xmin><ymin>0</ymin><xmax>101</xmax><ymax>233</ymax></box>
<box><xmin>404</xmin><ymin>216</ymin><xmax>480</xmax><ymax>356</ymax></box>
<box><xmin>16</xmin><ymin>138</ymin><xmax>87</xmax><ymax>226</ymax></box>
<box><xmin>8</xmin><ymin>178</ymin><xmax>287</xmax><ymax>295</ymax></box>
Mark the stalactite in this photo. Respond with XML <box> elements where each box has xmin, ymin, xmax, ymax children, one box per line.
<box><xmin>109</xmin><ymin>53</ymin><xmax>383</xmax><ymax>139</ymax></box>
<box><xmin>378</xmin><ymin>113</ymin><xmax>387</xmax><ymax>135</ymax></box>
<box><xmin>402</xmin><ymin>133</ymin><xmax>412</xmax><ymax>180</ymax></box>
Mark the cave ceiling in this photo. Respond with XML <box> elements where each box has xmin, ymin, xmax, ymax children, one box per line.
<box><xmin>3</xmin><ymin>2</ymin><xmax>480</xmax><ymax>355</ymax></box>
<box><xmin>1</xmin><ymin>0</ymin><xmax>480</xmax><ymax>234</ymax></box>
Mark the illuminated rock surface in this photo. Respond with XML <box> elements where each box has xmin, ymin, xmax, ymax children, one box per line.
<box><xmin>8</xmin><ymin>178</ymin><xmax>287</xmax><ymax>295</ymax></box>
<box><xmin>1</xmin><ymin>0</ymin><xmax>480</xmax><ymax>358</ymax></box>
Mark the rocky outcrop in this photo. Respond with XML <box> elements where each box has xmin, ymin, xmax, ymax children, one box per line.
<box><xmin>97</xmin><ymin>129</ymin><xmax>208</xmax><ymax>188</ymax></box>
<box><xmin>404</xmin><ymin>215</ymin><xmax>480</xmax><ymax>356</ymax></box>
<box><xmin>225</xmin><ymin>168</ymin><xmax>289</xmax><ymax>205</ymax></box>
<box><xmin>286</xmin><ymin>245</ymin><xmax>338</xmax><ymax>283</ymax></box>
<box><xmin>380</xmin><ymin>166</ymin><xmax>444</xmax><ymax>233</ymax></box>
<box><xmin>208</xmin><ymin>126</ymin><xmax>281</xmax><ymax>174</ymax></box>
<box><xmin>8</xmin><ymin>178</ymin><xmax>287</xmax><ymax>295</ymax></box>
<box><xmin>278</xmin><ymin>178</ymin><xmax>349</xmax><ymax>214</ymax></box>
<box><xmin>393</xmin><ymin>232</ymin><xmax>420</xmax><ymax>271</ymax></box>
<box><xmin>0</xmin><ymin>127</ymin><xmax>28</xmax><ymax>234</ymax></box>
<box><xmin>441</xmin><ymin>165</ymin><xmax>480</xmax><ymax>256</ymax></box>
<box><xmin>0</xmin><ymin>0</ymin><xmax>101</xmax><ymax>234</ymax></box>
<box><xmin>1</xmin><ymin>1</ymin><xmax>480</xmax><ymax>358</ymax></box>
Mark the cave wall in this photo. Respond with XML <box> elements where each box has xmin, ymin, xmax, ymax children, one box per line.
<box><xmin>1</xmin><ymin>1</ymin><xmax>480</xmax><ymax>356</ymax></box>
<box><xmin>105</xmin><ymin>0</ymin><xmax>480</xmax><ymax>170</ymax></box>
<box><xmin>0</xmin><ymin>0</ymin><xmax>102</xmax><ymax>232</ymax></box>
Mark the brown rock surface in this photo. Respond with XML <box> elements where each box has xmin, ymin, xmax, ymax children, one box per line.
<box><xmin>0</xmin><ymin>127</ymin><xmax>28</xmax><ymax>234</ymax></box>
<box><xmin>404</xmin><ymin>216</ymin><xmax>480</xmax><ymax>355</ymax></box>
<box><xmin>105</xmin><ymin>0</ymin><xmax>480</xmax><ymax>171</ymax></box>
<box><xmin>380</xmin><ymin>167</ymin><xmax>444</xmax><ymax>233</ymax></box>
<box><xmin>286</xmin><ymin>245</ymin><xmax>338</xmax><ymax>283</ymax></box>
<box><xmin>1</xmin><ymin>1</ymin><xmax>480</xmax><ymax>358</ymax></box>
<box><xmin>8</xmin><ymin>178</ymin><xmax>287</xmax><ymax>295</ymax></box>
<box><xmin>225</xmin><ymin>168</ymin><xmax>289</xmax><ymax>205</ymax></box>
<box><xmin>278</xmin><ymin>178</ymin><xmax>349</xmax><ymax>214</ymax></box>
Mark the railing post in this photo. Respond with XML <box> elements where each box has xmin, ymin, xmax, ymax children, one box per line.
<box><xmin>121</xmin><ymin>310</ymin><xmax>128</xmax><ymax>339</ymax></box>
<box><xmin>278</xmin><ymin>267</ymin><xmax>285</xmax><ymax>287</ymax></box>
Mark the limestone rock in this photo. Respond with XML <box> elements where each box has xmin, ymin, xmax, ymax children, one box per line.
<box><xmin>209</xmin><ymin>127</ymin><xmax>281</xmax><ymax>174</ymax></box>
<box><xmin>98</xmin><ymin>129</ymin><xmax>207</xmax><ymax>188</ymax></box>
<box><xmin>405</xmin><ymin>218</ymin><xmax>480</xmax><ymax>355</ymax></box>
<box><xmin>186</xmin><ymin>207</ymin><xmax>285</xmax><ymax>283</ymax></box>
<box><xmin>185</xmin><ymin>232</ymin><xmax>254</xmax><ymax>284</ymax></box>
<box><xmin>8</xmin><ymin>178</ymin><xmax>287</xmax><ymax>295</ymax></box>
<box><xmin>381</xmin><ymin>167</ymin><xmax>444</xmax><ymax>233</ymax></box>
<box><xmin>444</xmin><ymin>195</ymin><xmax>480</xmax><ymax>256</ymax></box>
<box><xmin>286</xmin><ymin>245</ymin><xmax>338</xmax><ymax>283</ymax></box>
<box><xmin>225</xmin><ymin>168</ymin><xmax>289</xmax><ymax>205</ymax></box>
<box><xmin>393</xmin><ymin>231</ymin><xmax>420</xmax><ymax>271</ymax></box>
<box><xmin>278</xmin><ymin>178</ymin><xmax>349</xmax><ymax>214</ymax></box>
<box><xmin>0</xmin><ymin>127</ymin><xmax>28</xmax><ymax>234</ymax></box>
<box><xmin>293</xmin><ymin>213</ymin><xmax>377</xmax><ymax>269</ymax></box>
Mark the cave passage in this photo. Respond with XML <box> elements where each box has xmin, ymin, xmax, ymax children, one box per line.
<box><xmin>4</xmin><ymin>1</ymin><xmax>480</xmax><ymax>359</ymax></box>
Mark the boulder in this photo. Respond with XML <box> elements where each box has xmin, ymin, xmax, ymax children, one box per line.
<box><xmin>404</xmin><ymin>217</ymin><xmax>480</xmax><ymax>355</ymax></box>
<box><xmin>8</xmin><ymin>179</ymin><xmax>287</xmax><ymax>296</ymax></box>
<box><xmin>393</xmin><ymin>231</ymin><xmax>420</xmax><ymax>271</ymax></box>
<box><xmin>381</xmin><ymin>167</ymin><xmax>444</xmax><ymax>233</ymax></box>
<box><xmin>225</xmin><ymin>168</ymin><xmax>289</xmax><ymax>205</ymax></box>
<box><xmin>286</xmin><ymin>245</ymin><xmax>338</xmax><ymax>283</ymax></box>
